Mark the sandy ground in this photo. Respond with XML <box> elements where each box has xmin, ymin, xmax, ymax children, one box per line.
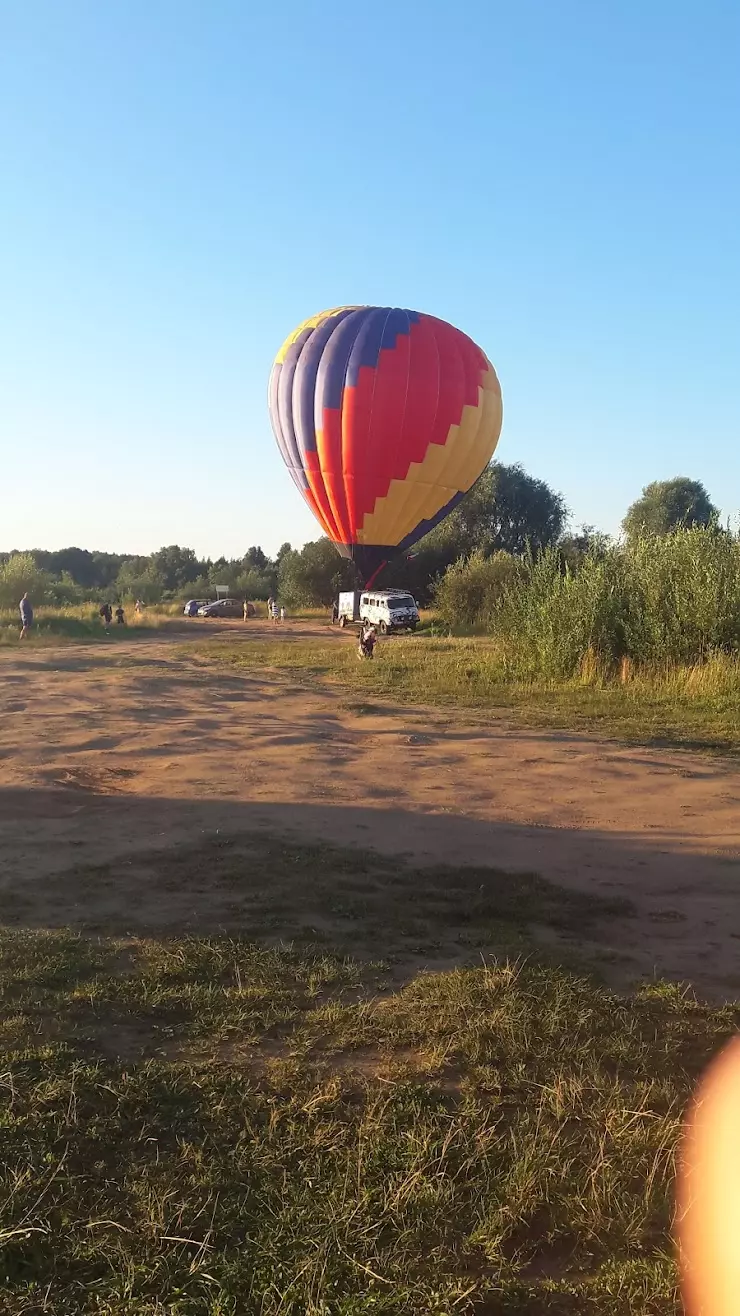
<box><xmin>1</xmin><ymin>620</ymin><xmax>739</xmax><ymax>998</ymax></box>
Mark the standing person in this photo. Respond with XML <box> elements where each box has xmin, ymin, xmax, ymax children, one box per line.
<box><xmin>267</xmin><ymin>596</ymin><xmax>274</xmax><ymax>621</ymax></box>
<box><xmin>331</xmin><ymin>600</ymin><xmax>339</xmax><ymax>625</ymax></box>
<box><xmin>279</xmin><ymin>605</ymin><xmax>286</xmax><ymax>623</ymax></box>
<box><xmin>19</xmin><ymin>593</ymin><xmax>33</xmax><ymax>640</ymax></box>
<box><xmin>99</xmin><ymin>602</ymin><xmax>112</xmax><ymax>631</ymax></box>
<box><xmin>135</xmin><ymin>599</ymin><xmax>143</xmax><ymax>615</ymax></box>
<box><xmin>243</xmin><ymin>599</ymin><xmax>249</xmax><ymax>622</ymax></box>
<box><xmin>115</xmin><ymin>604</ymin><xmax>125</xmax><ymax>625</ymax></box>
<box><xmin>270</xmin><ymin>599</ymin><xmax>279</xmax><ymax>623</ymax></box>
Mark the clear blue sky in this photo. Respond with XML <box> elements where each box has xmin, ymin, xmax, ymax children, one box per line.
<box><xmin>2</xmin><ymin>0</ymin><xmax>738</xmax><ymax>558</ymax></box>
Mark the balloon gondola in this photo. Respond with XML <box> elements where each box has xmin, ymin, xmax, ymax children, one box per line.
<box><xmin>268</xmin><ymin>306</ymin><xmax>503</xmax><ymax>587</ymax></box>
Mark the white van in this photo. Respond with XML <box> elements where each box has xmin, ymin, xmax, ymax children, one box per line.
<box><xmin>337</xmin><ymin>589</ymin><xmax>419</xmax><ymax>634</ymax></box>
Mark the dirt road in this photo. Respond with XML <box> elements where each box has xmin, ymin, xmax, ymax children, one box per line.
<box><xmin>1</xmin><ymin>623</ymin><xmax>739</xmax><ymax>997</ymax></box>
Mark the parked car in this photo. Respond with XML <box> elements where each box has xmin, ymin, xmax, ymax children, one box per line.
<box><xmin>183</xmin><ymin>599</ymin><xmax>211</xmax><ymax>617</ymax></box>
<box><xmin>196</xmin><ymin>598</ymin><xmax>244</xmax><ymax>619</ymax></box>
<box><xmin>337</xmin><ymin>589</ymin><xmax>419</xmax><ymax>634</ymax></box>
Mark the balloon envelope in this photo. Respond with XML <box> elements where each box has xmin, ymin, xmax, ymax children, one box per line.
<box><xmin>268</xmin><ymin>306</ymin><xmax>503</xmax><ymax>582</ymax></box>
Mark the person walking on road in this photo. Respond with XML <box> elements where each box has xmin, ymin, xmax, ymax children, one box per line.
<box><xmin>99</xmin><ymin>603</ymin><xmax>112</xmax><ymax>632</ymax></box>
<box><xmin>19</xmin><ymin>593</ymin><xmax>33</xmax><ymax>640</ymax></box>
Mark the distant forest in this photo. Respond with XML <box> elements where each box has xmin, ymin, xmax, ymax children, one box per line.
<box><xmin>0</xmin><ymin>464</ymin><xmax>719</xmax><ymax>611</ymax></box>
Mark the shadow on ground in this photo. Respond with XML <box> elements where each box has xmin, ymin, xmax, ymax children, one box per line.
<box><xmin>0</xmin><ymin>786</ymin><xmax>737</xmax><ymax>998</ymax></box>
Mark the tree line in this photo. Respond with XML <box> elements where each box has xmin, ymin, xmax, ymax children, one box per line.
<box><xmin>0</xmin><ymin>464</ymin><xmax>720</xmax><ymax>611</ymax></box>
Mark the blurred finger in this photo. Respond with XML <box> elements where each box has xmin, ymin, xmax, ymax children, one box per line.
<box><xmin>678</xmin><ymin>1036</ymin><xmax>740</xmax><ymax>1316</ymax></box>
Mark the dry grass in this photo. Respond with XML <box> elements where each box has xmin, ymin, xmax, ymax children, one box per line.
<box><xmin>0</xmin><ymin>605</ymin><xmax>186</xmax><ymax>645</ymax></box>
<box><xmin>208</xmin><ymin>631</ymin><xmax>740</xmax><ymax>753</ymax></box>
<box><xmin>0</xmin><ymin>602</ymin><xmax>327</xmax><ymax>644</ymax></box>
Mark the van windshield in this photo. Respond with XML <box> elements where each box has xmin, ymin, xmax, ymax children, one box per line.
<box><xmin>389</xmin><ymin>595</ymin><xmax>415</xmax><ymax>610</ymax></box>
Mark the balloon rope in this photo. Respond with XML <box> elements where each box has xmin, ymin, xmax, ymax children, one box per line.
<box><xmin>363</xmin><ymin>561</ymin><xmax>388</xmax><ymax>589</ymax></box>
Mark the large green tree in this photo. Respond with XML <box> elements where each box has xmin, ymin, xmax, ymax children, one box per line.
<box><xmin>33</xmin><ymin>548</ymin><xmax>124</xmax><ymax>590</ymax></box>
<box><xmin>278</xmin><ymin>539</ymin><xmax>355</xmax><ymax>607</ymax></box>
<box><xmin>150</xmin><ymin>545</ymin><xmax>205</xmax><ymax>591</ymax></box>
<box><xmin>622</xmin><ymin>478</ymin><xmax>718</xmax><ymax>538</ymax></box>
<box><xmin>445</xmin><ymin>462</ymin><xmax>568</xmax><ymax>557</ymax></box>
<box><xmin>558</xmin><ymin>525</ymin><xmax>611</xmax><ymax>573</ymax></box>
<box><xmin>242</xmin><ymin>546</ymin><xmax>269</xmax><ymax>572</ymax></box>
<box><xmin>0</xmin><ymin>553</ymin><xmax>49</xmax><ymax>609</ymax></box>
<box><xmin>115</xmin><ymin>558</ymin><xmax>166</xmax><ymax>604</ymax></box>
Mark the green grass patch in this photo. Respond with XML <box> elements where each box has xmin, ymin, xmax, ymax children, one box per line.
<box><xmin>0</xmin><ymin>836</ymin><xmax>735</xmax><ymax>1313</ymax></box>
<box><xmin>204</xmin><ymin>632</ymin><xmax>740</xmax><ymax>752</ymax></box>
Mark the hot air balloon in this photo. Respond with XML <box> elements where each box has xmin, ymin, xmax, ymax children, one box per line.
<box><xmin>268</xmin><ymin>306</ymin><xmax>503</xmax><ymax>586</ymax></box>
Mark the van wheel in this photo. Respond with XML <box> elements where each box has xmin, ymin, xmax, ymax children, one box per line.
<box><xmin>339</xmin><ymin>615</ymin><xmax>347</xmax><ymax>628</ymax></box>
<box><xmin>379</xmin><ymin>621</ymin><xmax>388</xmax><ymax>635</ymax></box>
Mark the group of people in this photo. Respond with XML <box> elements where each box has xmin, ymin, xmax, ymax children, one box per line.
<box><xmin>99</xmin><ymin>602</ymin><xmax>126</xmax><ymax>630</ymax></box>
<box><xmin>17</xmin><ymin>593</ymin><xmax>139</xmax><ymax>640</ymax></box>
<box><xmin>266</xmin><ymin>597</ymin><xmax>286</xmax><ymax>623</ymax></box>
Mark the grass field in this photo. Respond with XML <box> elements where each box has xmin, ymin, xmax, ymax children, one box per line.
<box><xmin>0</xmin><ymin>834</ymin><xmax>733</xmax><ymax>1315</ymax></box>
<box><xmin>0</xmin><ymin>603</ymin><xmax>328</xmax><ymax>644</ymax></box>
<box><xmin>0</xmin><ymin>604</ymin><xmax>185</xmax><ymax>645</ymax></box>
<box><xmin>209</xmin><ymin>629</ymin><xmax>740</xmax><ymax>753</ymax></box>
<box><xmin>1</xmin><ymin>620</ymin><xmax>737</xmax><ymax>1310</ymax></box>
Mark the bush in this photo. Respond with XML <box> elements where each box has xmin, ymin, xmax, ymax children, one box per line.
<box><xmin>434</xmin><ymin>551</ymin><xmax>524</xmax><ymax>631</ymax></box>
<box><xmin>496</xmin><ymin>547</ymin><xmax>637</xmax><ymax>676</ymax></box>
<box><xmin>0</xmin><ymin>553</ymin><xmax>49</xmax><ymax>610</ymax></box>
<box><xmin>622</xmin><ymin>527</ymin><xmax>740</xmax><ymax>664</ymax></box>
<box><xmin>278</xmin><ymin>539</ymin><xmax>355</xmax><ymax>607</ymax></box>
<box><xmin>115</xmin><ymin>566</ymin><xmax>165</xmax><ymax>605</ymax></box>
<box><xmin>45</xmin><ymin>571</ymin><xmax>89</xmax><ymax>607</ymax></box>
<box><xmin>438</xmin><ymin>528</ymin><xmax>740</xmax><ymax>678</ymax></box>
<box><xmin>233</xmin><ymin>568</ymin><xmax>276</xmax><ymax>601</ymax></box>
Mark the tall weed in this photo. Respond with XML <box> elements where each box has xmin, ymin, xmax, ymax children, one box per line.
<box><xmin>436</xmin><ymin>529</ymin><xmax>740</xmax><ymax>678</ymax></box>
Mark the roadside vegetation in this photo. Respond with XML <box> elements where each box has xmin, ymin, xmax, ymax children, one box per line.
<box><xmin>0</xmin><ymin>833</ymin><xmax>734</xmax><ymax>1314</ymax></box>
<box><xmin>435</xmin><ymin>527</ymin><xmax>740</xmax><ymax>676</ymax></box>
